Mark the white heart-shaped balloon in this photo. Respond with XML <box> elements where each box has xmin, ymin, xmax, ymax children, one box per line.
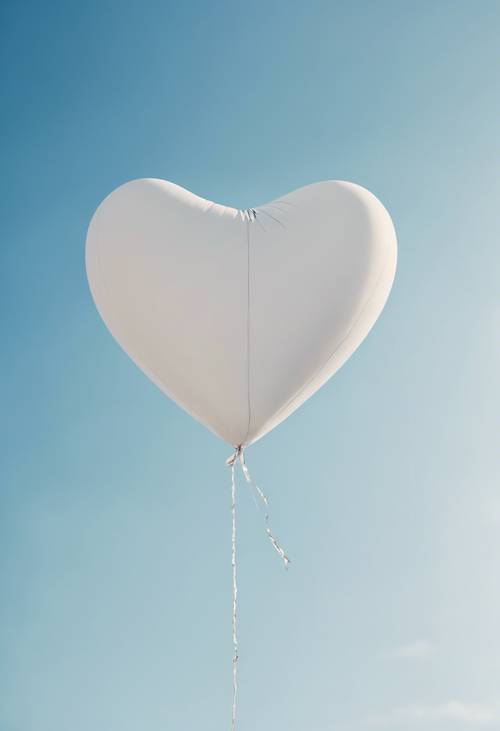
<box><xmin>86</xmin><ymin>179</ymin><xmax>397</xmax><ymax>446</ymax></box>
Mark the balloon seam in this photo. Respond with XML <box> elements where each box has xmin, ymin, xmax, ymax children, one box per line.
<box><xmin>242</xmin><ymin>217</ymin><xmax>252</xmax><ymax>446</ymax></box>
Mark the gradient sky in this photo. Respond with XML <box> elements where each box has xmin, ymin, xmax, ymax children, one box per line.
<box><xmin>1</xmin><ymin>1</ymin><xmax>499</xmax><ymax>730</ymax></box>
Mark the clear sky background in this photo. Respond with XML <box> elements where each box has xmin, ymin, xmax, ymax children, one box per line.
<box><xmin>1</xmin><ymin>1</ymin><xmax>499</xmax><ymax>730</ymax></box>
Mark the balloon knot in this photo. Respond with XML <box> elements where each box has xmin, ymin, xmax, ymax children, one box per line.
<box><xmin>226</xmin><ymin>445</ymin><xmax>243</xmax><ymax>467</ymax></box>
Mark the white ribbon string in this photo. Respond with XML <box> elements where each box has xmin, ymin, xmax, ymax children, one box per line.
<box><xmin>238</xmin><ymin>449</ymin><xmax>290</xmax><ymax>569</ymax></box>
<box><xmin>230</xmin><ymin>457</ymin><xmax>238</xmax><ymax>731</ymax></box>
<box><xmin>225</xmin><ymin>445</ymin><xmax>290</xmax><ymax>730</ymax></box>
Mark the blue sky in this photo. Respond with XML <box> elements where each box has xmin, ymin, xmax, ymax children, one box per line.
<box><xmin>1</xmin><ymin>1</ymin><xmax>499</xmax><ymax>729</ymax></box>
